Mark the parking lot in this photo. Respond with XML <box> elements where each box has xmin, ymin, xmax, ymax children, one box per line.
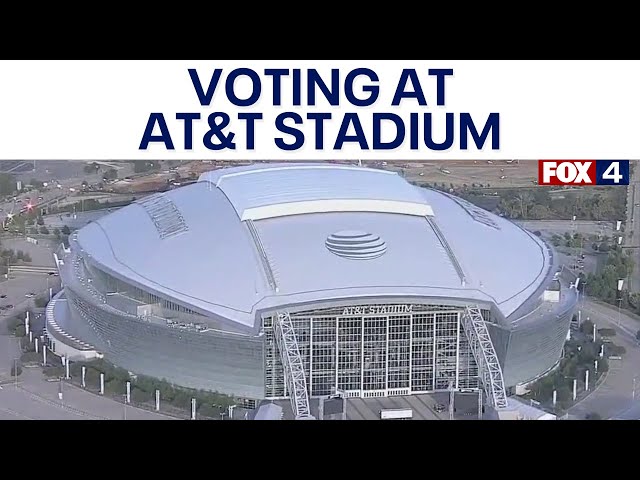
<box><xmin>342</xmin><ymin>391</ymin><xmax>484</xmax><ymax>421</ymax></box>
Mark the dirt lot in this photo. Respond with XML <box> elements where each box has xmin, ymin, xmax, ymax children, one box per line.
<box><xmin>113</xmin><ymin>159</ymin><xmax>541</xmax><ymax>192</ymax></box>
<box><xmin>384</xmin><ymin>160</ymin><xmax>539</xmax><ymax>188</ymax></box>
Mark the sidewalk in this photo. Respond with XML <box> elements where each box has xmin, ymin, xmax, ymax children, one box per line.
<box><xmin>0</xmin><ymin>368</ymin><xmax>175</xmax><ymax>420</ymax></box>
<box><xmin>568</xmin><ymin>299</ymin><xmax>640</xmax><ymax>419</ymax></box>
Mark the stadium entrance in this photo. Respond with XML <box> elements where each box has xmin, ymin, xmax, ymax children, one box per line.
<box><xmin>262</xmin><ymin>303</ymin><xmax>482</xmax><ymax>400</ymax></box>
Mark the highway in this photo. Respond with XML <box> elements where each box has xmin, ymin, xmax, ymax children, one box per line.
<box><xmin>1</xmin><ymin>176</ymin><xmax>99</xmax><ymax>225</ymax></box>
<box><xmin>624</xmin><ymin>160</ymin><xmax>640</xmax><ymax>291</ymax></box>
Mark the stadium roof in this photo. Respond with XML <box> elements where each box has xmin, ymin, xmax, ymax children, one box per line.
<box><xmin>198</xmin><ymin>164</ymin><xmax>435</xmax><ymax>220</ymax></box>
<box><xmin>75</xmin><ymin>163</ymin><xmax>553</xmax><ymax>330</ymax></box>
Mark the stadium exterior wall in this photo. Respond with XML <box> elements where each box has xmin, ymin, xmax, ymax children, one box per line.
<box><xmin>492</xmin><ymin>303</ymin><xmax>576</xmax><ymax>388</ymax></box>
<box><xmin>64</xmin><ymin>285</ymin><xmax>265</xmax><ymax>399</ymax></box>
<box><xmin>60</xmin><ymin>272</ymin><xmax>577</xmax><ymax>400</ymax></box>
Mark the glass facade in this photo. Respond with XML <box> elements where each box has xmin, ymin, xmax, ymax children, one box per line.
<box><xmin>263</xmin><ymin>304</ymin><xmax>482</xmax><ymax>399</ymax></box>
<box><xmin>58</xmin><ymin>242</ymin><xmax>575</xmax><ymax>402</ymax></box>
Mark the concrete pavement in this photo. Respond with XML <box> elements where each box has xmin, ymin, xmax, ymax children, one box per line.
<box><xmin>568</xmin><ymin>299</ymin><xmax>640</xmax><ymax>419</ymax></box>
<box><xmin>1</xmin><ymin>330</ymin><xmax>176</xmax><ymax>420</ymax></box>
<box><xmin>0</xmin><ymin>366</ymin><xmax>175</xmax><ymax>420</ymax></box>
<box><xmin>515</xmin><ymin>220</ymin><xmax>614</xmax><ymax>237</ymax></box>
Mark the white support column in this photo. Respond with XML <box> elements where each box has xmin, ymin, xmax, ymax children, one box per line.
<box><xmin>49</xmin><ymin>287</ymin><xmax>53</xmax><ymax>301</ymax></box>
<box><xmin>191</xmin><ymin>398</ymin><xmax>197</xmax><ymax>420</ymax></box>
<box><xmin>34</xmin><ymin>337</ymin><xmax>39</xmax><ymax>354</ymax></box>
<box><xmin>455</xmin><ymin>312</ymin><xmax>461</xmax><ymax>389</ymax></box>
<box><xmin>573</xmin><ymin>379</ymin><xmax>577</xmax><ymax>401</ymax></box>
<box><xmin>385</xmin><ymin>315</ymin><xmax>389</xmax><ymax>392</ymax></box>
<box><xmin>126</xmin><ymin>381</ymin><xmax>131</xmax><ymax>404</ymax></box>
<box><xmin>308</xmin><ymin>317</ymin><xmax>313</xmax><ymax>397</ymax></box>
<box><xmin>360</xmin><ymin>317</ymin><xmax>365</xmax><ymax>396</ymax></box>
<box><xmin>155</xmin><ymin>389</ymin><xmax>160</xmax><ymax>411</ymax></box>
<box><xmin>81</xmin><ymin>366</ymin><xmax>86</xmax><ymax>388</ymax></box>
<box><xmin>432</xmin><ymin>314</ymin><xmax>437</xmax><ymax>391</ymax></box>
<box><xmin>594</xmin><ymin>360</ymin><xmax>598</xmax><ymax>373</ymax></box>
<box><xmin>552</xmin><ymin>390</ymin><xmax>557</xmax><ymax>407</ymax></box>
<box><xmin>25</xmin><ymin>312</ymin><xmax>30</xmax><ymax>336</ymax></box>
<box><xmin>408</xmin><ymin>313</ymin><xmax>413</xmax><ymax>393</ymax></box>
<box><xmin>65</xmin><ymin>356</ymin><xmax>70</xmax><ymax>379</ymax></box>
<box><xmin>43</xmin><ymin>345</ymin><xmax>47</xmax><ymax>365</ymax></box>
<box><xmin>585</xmin><ymin>370</ymin><xmax>590</xmax><ymax>391</ymax></box>
<box><xmin>593</xmin><ymin>323</ymin><xmax>596</xmax><ymax>343</ymax></box>
<box><xmin>335</xmin><ymin>316</ymin><xmax>339</xmax><ymax>393</ymax></box>
<box><xmin>29</xmin><ymin>331</ymin><xmax>33</xmax><ymax>343</ymax></box>
<box><xmin>100</xmin><ymin>373</ymin><xmax>104</xmax><ymax>395</ymax></box>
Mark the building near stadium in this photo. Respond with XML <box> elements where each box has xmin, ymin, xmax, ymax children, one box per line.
<box><xmin>47</xmin><ymin>163</ymin><xmax>578</xmax><ymax>419</ymax></box>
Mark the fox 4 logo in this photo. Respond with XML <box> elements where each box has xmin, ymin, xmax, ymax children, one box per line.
<box><xmin>538</xmin><ymin>160</ymin><xmax>630</xmax><ymax>186</ymax></box>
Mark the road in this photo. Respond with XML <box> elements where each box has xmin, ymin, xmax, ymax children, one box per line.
<box><xmin>1</xmin><ymin>236</ymin><xmax>60</xmax><ymax>318</ymax></box>
<box><xmin>624</xmin><ymin>160</ymin><xmax>640</xmax><ymax>291</ymax></box>
<box><xmin>1</xmin><ymin>274</ymin><xmax>174</xmax><ymax>420</ymax></box>
<box><xmin>0</xmin><ymin>368</ymin><xmax>174</xmax><ymax>420</ymax></box>
<box><xmin>567</xmin><ymin>299</ymin><xmax>640</xmax><ymax>420</ymax></box>
<box><xmin>515</xmin><ymin>219</ymin><xmax>616</xmax><ymax>237</ymax></box>
<box><xmin>43</xmin><ymin>209</ymin><xmax>118</xmax><ymax>230</ymax></box>
<box><xmin>1</xmin><ymin>162</ymin><xmax>133</xmax><ymax>226</ymax></box>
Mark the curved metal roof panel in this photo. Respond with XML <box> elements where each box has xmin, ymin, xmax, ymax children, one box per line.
<box><xmin>74</xmin><ymin>163</ymin><xmax>552</xmax><ymax>329</ymax></box>
<box><xmin>199</xmin><ymin>163</ymin><xmax>433</xmax><ymax>220</ymax></box>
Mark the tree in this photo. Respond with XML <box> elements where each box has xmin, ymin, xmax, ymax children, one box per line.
<box><xmin>10</xmin><ymin>363</ymin><xmax>22</xmax><ymax>377</ymax></box>
<box><xmin>636</xmin><ymin>330</ymin><xmax>640</xmax><ymax>342</ymax></box>
<box><xmin>0</xmin><ymin>173</ymin><xmax>17</xmax><ymax>196</ymax></box>
<box><xmin>131</xmin><ymin>387</ymin><xmax>152</xmax><ymax>403</ymax></box>
<box><xmin>14</xmin><ymin>324</ymin><xmax>25</xmax><ymax>337</ymax></box>
<box><xmin>198</xmin><ymin>402</ymin><xmax>221</xmax><ymax>419</ymax></box>
<box><xmin>580</xmin><ymin>319</ymin><xmax>594</xmax><ymax>336</ymax></box>
<box><xmin>34</xmin><ymin>295</ymin><xmax>49</xmax><ymax>308</ymax></box>
<box><xmin>39</xmin><ymin>226</ymin><xmax>49</xmax><ymax>235</ymax></box>
<box><xmin>84</xmin><ymin>162</ymin><xmax>100</xmax><ymax>174</ymax></box>
<box><xmin>61</xmin><ymin>225</ymin><xmax>71</xmax><ymax>235</ymax></box>
<box><xmin>585</xmin><ymin>412</ymin><xmax>602</xmax><ymax>420</ymax></box>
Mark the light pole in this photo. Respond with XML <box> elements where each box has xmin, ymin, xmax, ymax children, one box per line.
<box><xmin>617</xmin><ymin>279</ymin><xmax>624</xmax><ymax>326</ymax></box>
<box><xmin>633</xmin><ymin>377</ymin><xmax>637</xmax><ymax>401</ymax></box>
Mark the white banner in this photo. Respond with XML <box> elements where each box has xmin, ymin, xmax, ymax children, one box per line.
<box><xmin>1</xmin><ymin>60</ymin><xmax>639</xmax><ymax>160</ymax></box>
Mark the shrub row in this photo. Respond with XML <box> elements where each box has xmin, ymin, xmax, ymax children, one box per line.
<box><xmin>69</xmin><ymin>358</ymin><xmax>235</xmax><ymax>418</ymax></box>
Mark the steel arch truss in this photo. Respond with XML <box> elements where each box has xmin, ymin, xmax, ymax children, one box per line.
<box><xmin>274</xmin><ymin>312</ymin><xmax>314</xmax><ymax>420</ymax></box>
<box><xmin>461</xmin><ymin>306</ymin><xmax>508</xmax><ymax>409</ymax></box>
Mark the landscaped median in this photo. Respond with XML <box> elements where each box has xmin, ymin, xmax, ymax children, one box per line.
<box><xmin>7</xmin><ymin>311</ymin><xmax>240</xmax><ymax>420</ymax></box>
<box><xmin>519</xmin><ymin>319</ymin><xmax>627</xmax><ymax>418</ymax></box>
<box><xmin>41</xmin><ymin>357</ymin><xmax>237</xmax><ymax>420</ymax></box>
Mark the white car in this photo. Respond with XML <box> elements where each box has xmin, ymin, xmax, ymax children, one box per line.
<box><xmin>25</xmin><ymin>293</ymin><xmax>36</xmax><ymax>298</ymax></box>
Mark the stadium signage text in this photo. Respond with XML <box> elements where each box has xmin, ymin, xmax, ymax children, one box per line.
<box><xmin>139</xmin><ymin>67</ymin><xmax>500</xmax><ymax>153</ymax></box>
<box><xmin>342</xmin><ymin>305</ymin><xmax>414</xmax><ymax>316</ymax></box>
